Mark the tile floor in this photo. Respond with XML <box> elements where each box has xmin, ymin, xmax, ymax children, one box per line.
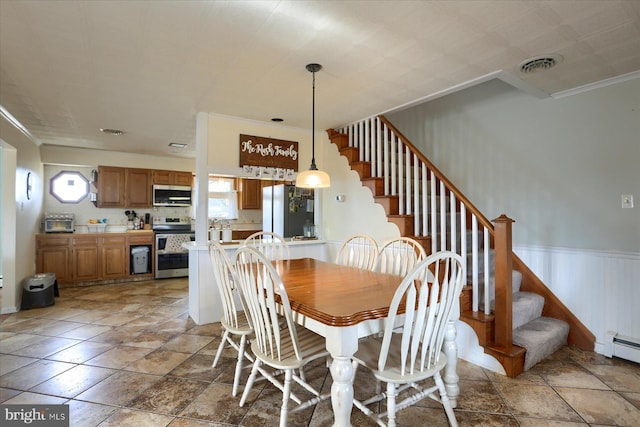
<box><xmin>1</xmin><ymin>278</ymin><xmax>639</xmax><ymax>426</ymax></box>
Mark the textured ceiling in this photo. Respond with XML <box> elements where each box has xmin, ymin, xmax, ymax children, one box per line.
<box><xmin>1</xmin><ymin>0</ymin><xmax>639</xmax><ymax>159</ymax></box>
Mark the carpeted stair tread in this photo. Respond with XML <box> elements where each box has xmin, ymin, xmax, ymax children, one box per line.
<box><xmin>512</xmin><ymin>292</ymin><xmax>545</xmax><ymax>330</ymax></box>
<box><xmin>513</xmin><ymin>317</ymin><xmax>569</xmax><ymax>371</ymax></box>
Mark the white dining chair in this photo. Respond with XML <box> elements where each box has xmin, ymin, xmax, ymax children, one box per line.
<box><xmin>243</xmin><ymin>231</ymin><xmax>290</xmax><ymax>261</ymax></box>
<box><xmin>335</xmin><ymin>234</ymin><xmax>379</xmax><ymax>270</ymax></box>
<box><xmin>208</xmin><ymin>241</ymin><xmax>254</xmax><ymax>397</ymax></box>
<box><xmin>233</xmin><ymin>246</ymin><xmax>330</xmax><ymax>427</ymax></box>
<box><xmin>351</xmin><ymin>251</ymin><xmax>465</xmax><ymax>427</ymax></box>
<box><xmin>375</xmin><ymin>236</ymin><xmax>427</xmax><ymax>277</ymax></box>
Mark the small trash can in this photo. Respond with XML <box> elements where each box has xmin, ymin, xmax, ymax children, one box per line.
<box><xmin>131</xmin><ymin>246</ymin><xmax>149</xmax><ymax>274</ymax></box>
<box><xmin>21</xmin><ymin>273</ymin><xmax>57</xmax><ymax>310</ymax></box>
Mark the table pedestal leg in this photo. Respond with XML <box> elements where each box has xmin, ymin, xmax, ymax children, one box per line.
<box><xmin>325</xmin><ymin>326</ymin><xmax>358</xmax><ymax>427</ymax></box>
<box><xmin>443</xmin><ymin>319</ymin><xmax>459</xmax><ymax>408</ymax></box>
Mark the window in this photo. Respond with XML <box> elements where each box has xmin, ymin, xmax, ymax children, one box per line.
<box><xmin>50</xmin><ymin>171</ymin><xmax>89</xmax><ymax>203</ymax></box>
<box><xmin>208</xmin><ymin>177</ymin><xmax>238</xmax><ymax>219</ymax></box>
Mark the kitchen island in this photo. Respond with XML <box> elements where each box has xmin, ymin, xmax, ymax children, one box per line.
<box><xmin>183</xmin><ymin>238</ymin><xmax>329</xmax><ymax>325</ymax></box>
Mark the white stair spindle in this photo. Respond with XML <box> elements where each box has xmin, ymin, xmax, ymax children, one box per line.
<box><xmin>484</xmin><ymin>227</ymin><xmax>490</xmax><ymax>316</ymax></box>
<box><xmin>472</xmin><ymin>215</ymin><xmax>479</xmax><ymax>312</ymax></box>
<box><xmin>430</xmin><ymin>170</ymin><xmax>437</xmax><ymax>254</ymax></box>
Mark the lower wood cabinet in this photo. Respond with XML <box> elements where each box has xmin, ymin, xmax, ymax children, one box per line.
<box><xmin>100</xmin><ymin>236</ymin><xmax>128</xmax><ymax>279</ymax></box>
<box><xmin>36</xmin><ymin>235</ymin><xmax>72</xmax><ymax>284</ymax></box>
<box><xmin>36</xmin><ymin>232</ymin><xmax>154</xmax><ymax>286</ymax></box>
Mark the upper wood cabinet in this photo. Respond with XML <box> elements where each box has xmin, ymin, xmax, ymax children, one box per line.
<box><xmin>238</xmin><ymin>178</ymin><xmax>262</xmax><ymax>210</ymax></box>
<box><xmin>126</xmin><ymin>168</ymin><xmax>151</xmax><ymax>207</ymax></box>
<box><xmin>97</xmin><ymin>166</ymin><xmax>190</xmax><ymax>208</ymax></box>
<box><xmin>152</xmin><ymin>170</ymin><xmax>193</xmax><ymax>186</ymax></box>
<box><xmin>96</xmin><ymin>166</ymin><xmax>126</xmax><ymax>208</ymax></box>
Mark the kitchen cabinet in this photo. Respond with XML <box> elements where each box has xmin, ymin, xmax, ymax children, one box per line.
<box><xmin>237</xmin><ymin>178</ymin><xmax>288</xmax><ymax>210</ymax></box>
<box><xmin>36</xmin><ymin>231</ymin><xmax>154</xmax><ymax>286</ymax></box>
<box><xmin>100</xmin><ymin>236</ymin><xmax>128</xmax><ymax>279</ymax></box>
<box><xmin>152</xmin><ymin>170</ymin><xmax>193</xmax><ymax>186</ymax></box>
<box><xmin>97</xmin><ymin>166</ymin><xmax>192</xmax><ymax>207</ymax></box>
<box><xmin>71</xmin><ymin>236</ymin><xmax>100</xmax><ymax>282</ymax></box>
<box><xmin>238</xmin><ymin>178</ymin><xmax>262</xmax><ymax>210</ymax></box>
<box><xmin>36</xmin><ymin>235</ymin><xmax>72</xmax><ymax>285</ymax></box>
<box><xmin>96</xmin><ymin>166</ymin><xmax>126</xmax><ymax>207</ymax></box>
<box><xmin>126</xmin><ymin>168</ymin><xmax>151</xmax><ymax>207</ymax></box>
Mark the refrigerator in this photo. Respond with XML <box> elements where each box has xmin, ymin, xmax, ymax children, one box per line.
<box><xmin>263</xmin><ymin>184</ymin><xmax>314</xmax><ymax>238</ymax></box>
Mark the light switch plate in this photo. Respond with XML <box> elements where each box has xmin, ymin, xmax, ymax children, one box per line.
<box><xmin>622</xmin><ymin>194</ymin><xmax>634</xmax><ymax>209</ymax></box>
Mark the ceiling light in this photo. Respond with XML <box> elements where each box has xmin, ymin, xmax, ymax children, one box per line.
<box><xmin>100</xmin><ymin>128</ymin><xmax>125</xmax><ymax>135</ymax></box>
<box><xmin>519</xmin><ymin>54</ymin><xmax>563</xmax><ymax>74</ymax></box>
<box><xmin>169</xmin><ymin>142</ymin><xmax>187</xmax><ymax>148</ymax></box>
<box><xmin>296</xmin><ymin>63</ymin><xmax>330</xmax><ymax>189</ymax></box>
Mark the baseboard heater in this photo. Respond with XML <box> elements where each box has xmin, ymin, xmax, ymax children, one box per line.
<box><xmin>605</xmin><ymin>332</ymin><xmax>640</xmax><ymax>364</ymax></box>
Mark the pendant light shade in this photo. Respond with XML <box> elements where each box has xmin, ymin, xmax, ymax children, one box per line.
<box><xmin>296</xmin><ymin>63</ymin><xmax>331</xmax><ymax>189</ymax></box>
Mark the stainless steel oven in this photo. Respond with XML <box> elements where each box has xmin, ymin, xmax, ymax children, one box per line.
<box><xmin>153</xmin><ymin>217</ymin><xmax>194</xmax><ymax>279</ymax></box>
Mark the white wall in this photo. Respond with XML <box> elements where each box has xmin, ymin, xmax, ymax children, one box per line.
<box><xmin>0</xmin><ymin>116</ymin><xmax>43</xmax><ymax>313</ymax></box>
<box><xmin>387</xmin><ymin>78</ymin><xmax>640</xmax><ymax>253</ymax></box>
<box><xmin>386</xmin><ymin>77</ymin><xmax>640</xmax><ymax>350</ymax></box>
<box><xmin>205</xmin><ymin>114</ymin><xmax>397</xmax><ymax>246</ymax></box>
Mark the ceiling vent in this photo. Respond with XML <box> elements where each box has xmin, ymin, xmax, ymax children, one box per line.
<box><xmin>519</xmin><ymin>54</ymin><xmax>563</xmax><ymax>74</ymax></box>
<box><xmin>100</xmin><ymin>128</ymin><xmax>125</xmax><ymax>135</ymax></box>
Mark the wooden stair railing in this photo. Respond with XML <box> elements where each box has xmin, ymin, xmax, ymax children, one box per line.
<box><xmin>328</xmin><ymin>115</ymin><xmax>595</xmax><ymax>377</ymax></box>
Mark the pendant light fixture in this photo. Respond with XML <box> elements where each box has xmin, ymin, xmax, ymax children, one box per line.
<box><xmin>296</xmin><ymin>63</ymin><xmax>331</xmax><ymax>188</ymax></box>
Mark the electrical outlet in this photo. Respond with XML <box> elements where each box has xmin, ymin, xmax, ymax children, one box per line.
<box><xmin>622</xmin><ymin>194</ymin><xmax>634</xmax><ymax>209</ymax></box>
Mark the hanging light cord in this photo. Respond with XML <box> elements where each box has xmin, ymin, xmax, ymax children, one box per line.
<box><xmin>310</xmin><ymin>68</ymin><xmax>318</xmax><ymax>170</ymax></box>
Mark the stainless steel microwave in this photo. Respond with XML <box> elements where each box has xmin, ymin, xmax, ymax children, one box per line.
<box><xmin>152</xmin><ymin>185</ymin><xmax>192</xmax><ymax>207</ymax></box>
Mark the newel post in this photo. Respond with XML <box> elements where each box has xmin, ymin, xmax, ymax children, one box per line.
<box><xmin>492</xmin><ymin>214</ymin><xmax>514</xmax><ymax>348</ymax></box>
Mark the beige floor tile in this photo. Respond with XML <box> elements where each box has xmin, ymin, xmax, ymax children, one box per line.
<box><xmin>161</xmin><ymin>334</ymin><xmax>214</xmax><ymax>353</ymax></box>
<box><xmin>64</xmin><ymin>309</ymin><xmax>113</xmax><ymax>323</ymax></box>
<box><xmin>581</xmin><ymin>362</ymin><xmax>640</xmax><ymax>392</ymax></box>
<box><xmin>0</xmin><ymin>387</ymin><xmax>22</xmax><ymax>403</ymax></box>
<box><xmin>167</xmin><ymin>353</ymin><xmax>226</xmax><ymax>382</ymax></box>
<box><xmin>124</xmin><ymin>349</ymin><xmax>192</xmax><ymax>375</ymax></box>
<box><xmin>66</xmin><ymin>399</ymin><xmax>119</xmax><ymax>427</ymax></box>
<box><xmin>93</xmin><ymin>312</ymin><xmax>143</xmax><ymax>326</ymax></box>
<box><xmin>74</xmin><ymin>370</ymin><xmax>161</xmax><ymax>406</ymax></box>
<box><xmin>185</xmin><ymin>323</ymin><xmax>222</xmax><ymax>337</ymax></box>
<box><xmin>99</xmin><ymin>408</ymin><xmax>175</xmax><ymax>427</ymax></box>
<box><xmin>122</xmin><ymin>330</ymin><xmax>181</xmax><ymax>349</ymax></box>
<box><xmin>87</xmin><ymin>327</ymin><xmax>143</xmax><ymax>345</ymax></box>
<box><xmin>493</xmin><ymin>382</ymin><xmax>582</xmax><ymax>422</ymax></box>
<box><xmin>622</xmin><ymin>391</ymin><xmax>640</xmax><ymax>409</ymax></box>
<box><xmin>46</xmin><ymin>340</ymin><xmax>113</xmax><ymax>363</ymax></box>
<box><xmin>168</xmin><ymin>417</ymin><xmax>228</xmax><ymax>426</ymax></box>
<box><xmin>57</xmin><ymin>323</ymin><xmax>113</xmax><ymax>340</ymax></box>
<box><xmin>84</xmin><ymin>345</ymin><xmax>154</xmax><ymax>369</ymax></box>
<box><xmin>128</xmin><ymin>376</ymin><xmax>209</xmax><ymax>415</ymax></box>
<box><xmin>0</xmin><ymin>353</ymin><xmax>38</xmax><ymax>375</ymax></box>
<box><xmin>2</xmin><ymin>391</ymin><xmax>68</xmax><ymax>405</ymax></box>
<box><xmin>0</xmin><ymin>333</ymin><xmax>44</xmax><ymax>353</ymax></box>
<box><xmin>30</xmin><ymin>364</ymin><xmax>115</xmax><ymax>398</ymax></box>
<box><xmin>556</xmin><ymin>386</ymin><xmax>640</xmax><ymax>425</ymax></box>
<box><xmin>0</xmin><ymin>359</ymin><xmax>75</xmax><ymax>390</ymax></box>
<box><xmin>537</xmin><ymin>361</ymin><xmax>611</xmax><ymax>390</ymax></box>
<box><xmin>10</xmin><ymin>336</ymin><xmax>81</xmax><ymax>358</ymax></box>
<box><xmin>452</xmin><ymin>379</ymin><xmax>509</xmax><ymax>413</ymax></box>
<box><xmin>179</xmin><ymin>382</ymin><xmax>256</xmax><ymax>424</ymax></box>
<box><xmin>516</xmin><ymin>417</ymin><xmax>589</xmax><ymax>426</ymax></box>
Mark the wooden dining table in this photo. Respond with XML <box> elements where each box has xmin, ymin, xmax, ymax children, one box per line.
<box><xmin>273</xmin><ymin>257</ymin><xmax>460</xmax><ymax>427</ymax></box>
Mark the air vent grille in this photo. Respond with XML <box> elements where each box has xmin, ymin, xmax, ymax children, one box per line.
<box><xmin>519</xmin><ymin>55</ymin><xmax>562</xmax><ymax>74</ymax></box>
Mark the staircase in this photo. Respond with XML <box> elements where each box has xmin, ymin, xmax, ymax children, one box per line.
<box><xmin>328</xmin><ymin>116</ymin><xmax>595</xmax><ymax>377</ymax></box>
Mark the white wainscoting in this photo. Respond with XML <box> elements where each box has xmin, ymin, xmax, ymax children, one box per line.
<box><xmin>513</xmin><ymin>244</ymin><xmax>640</xmax><ymax>358</ymax></box>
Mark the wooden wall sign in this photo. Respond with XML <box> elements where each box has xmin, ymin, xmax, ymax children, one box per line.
<box><xmin>239</xmin><ymin>134</ymin><xmax>299</xmax><ymax>171</ymax></box>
